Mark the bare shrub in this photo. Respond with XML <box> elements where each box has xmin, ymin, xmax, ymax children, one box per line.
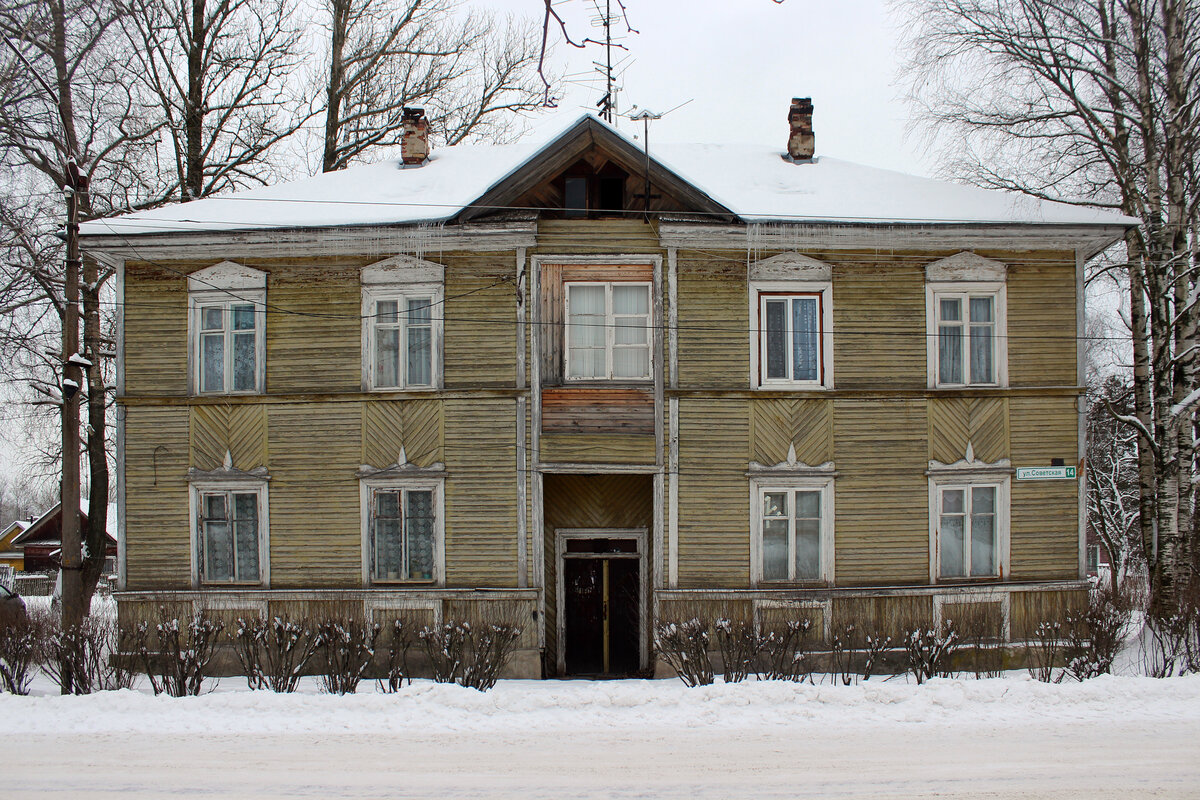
<box><xmin>1061</xmin><ymin>588</ymin><xmax>1132</xmax><ymax>681</ymax></box>
<box><xmin>419</xmin><ymin>621</ymin><xmax>523</xmax><ymax>692</ymax></box>
<box><xmin>905</xmin><ymin>624</ymin><xmax>958</xmax><ymax>684</ymax></box>
<box><xmin>1027</xmin><ymin>621</ymin><xmax>1062</xmax><ymax>683</ymax></box>
<box><xmin>314</xmin><ymin>619</ymin><xmax>381</xmax><ymax>695</ymax></box>
<box><xmin>42</xmin><ymin>615</ymin><xmax>135</xmax><ymax>694</ymax></box>
<box><xmin>131</xmin><ymin>611</ymin><xmax>224</xmax><ymax>697</ymax></box>
<box><xmin>378</xmin><ymin>619</ymin><xmax>416</xmax><ymax>693</ymax></box>
<box><xmin>758</xmin><ymin>619</ymin><xmax>813</xmax><ymax>683</ymax></box>
<box><xmin>653</xmin><ymin>618</ymin><xmax>714</xmax><ymax>687</ymax></box>
<box><xmin>861</xmin><ymin>631</ymin><xmax>893</xmax><ymax>681</ymax></box>
<box><xmin>830</xmin><ymin>621</ymin><xmax>860</xmax><ymax>685</ymax></box>
<box><xmin>951</xmin><ymin>603</ymin><xmax>1005</xmax><ymax>680</ymax></box>
<box><xmin>232</xmin><ymin>616</ymin><xmax>320</xmax><ymax>692</ymax></box>
<box><xmin>713</xmin><ymin>618</ymin><xmax>761</xmax><ymax>684</ymax></box>
<box><xmin>0</xmin><ymin>607</ymin><xmax>50</xmax><ymax>694</ymax></box>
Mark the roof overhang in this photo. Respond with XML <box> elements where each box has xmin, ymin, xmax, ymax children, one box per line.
<box><xmin>658</xmin><ymin>220</ymin><xmax>1130</xmax><ymax>261</ymax></box>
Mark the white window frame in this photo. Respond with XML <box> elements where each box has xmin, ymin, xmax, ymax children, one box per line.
<box><xmin>750</xmin><ymin>280</ymin><xmax>834</xmax><ymax>389</ymax></box>
<box><xmin>926</xmin><ymin>281</ymin><xmax>1007</xmax><ymax>388</ymax></box>
<box><xmin>188</xmin><ymin>262</ymin><xmax>267</xmax><ymax>396</ymax></box>
<box><xmin>359</xmin><ymin>476</ymin><xmax>445</xmax><ymax>586</ymax></box>
<box><xmin>749</xmin><ymin>476</ymin><xmax>835</xmax><ymax>585</ymax></box>
<box><xmin>188</xmin><ymin>479</ymin><xmax>269</xmax><ymax>587</ymax></box>
<box><xmin>563</xmin><ymin>280</ymin><xmax>653</xmax><ymax>381</ymax></box>
<box><xmin>928</xmin><ymin>475</ymin><xmax>1010</xmax><ymax>583</ymax></box>
<box><xmin>361</xmin><ymin>283</ymin><xmax>443</xmax><ymax>391</ymax></box>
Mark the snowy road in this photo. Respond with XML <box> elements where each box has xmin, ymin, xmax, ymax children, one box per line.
<box><xmin>6</xmin><ymin>675</ymin><xmax>1199</xmax><ymax>799</ymax></box>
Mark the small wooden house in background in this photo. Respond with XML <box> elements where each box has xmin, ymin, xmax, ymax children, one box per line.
<box><xmin>10</xmin><ymin>504</ymin><xmax>118</xmax><ymax>575</ymax></box>
<box><xmin>81</xmin><ymin>102</ymin><xmax>1133</xmax><ymax>678</ymax></box>
<box><xmin>0</xmin><ymin>519</ymin><xmax>29</xmax><ymax>572</ymax></box>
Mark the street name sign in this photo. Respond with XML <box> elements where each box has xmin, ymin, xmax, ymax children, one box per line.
<box><xmin>1016</xmin><ymin>466</ymin><xmax>1076</xmax><ymax>480</ymax></box>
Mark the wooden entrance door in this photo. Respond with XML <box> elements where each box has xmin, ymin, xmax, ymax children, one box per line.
<box><xmin>560</xmin><ymin>534</ymin><xmax>643</xmax><ymax>676</ymax></box>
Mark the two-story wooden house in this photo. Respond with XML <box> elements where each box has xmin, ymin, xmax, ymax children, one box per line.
<box><xmin>81</xmin><ymin>104</ymin><xmax>1133</xmax><ymax>678</ymax></box>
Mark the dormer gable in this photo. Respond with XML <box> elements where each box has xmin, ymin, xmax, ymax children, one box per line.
<box><xmin>457</xmin><ymin>116</ymin><xmax>736</xmax><ymax>223</ymax></box>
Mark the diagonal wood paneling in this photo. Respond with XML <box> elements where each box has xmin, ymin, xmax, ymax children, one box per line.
<box><xmin>403</xmin><ymin>399</ymin><xmax>442</xmax><ymax>467</ymax></box>
<box><xmin>190</xmin><ymin>404</ymin><xmax>267</xmax><ymax>471</ymax></box>
<box><xmin>751</xmin><ymin>398</ymin><xmax>832</xmax><ymax>465</ymax></box>
<box><xmin>363</xmin><ymin>401</ymin><xmax>405</xmax><ymax>468</ymax></box>
<box><xmin>928</xmin><ymin>397</ymin><xmax>1009</xmax><ymax>464</ymax></box>
<box><xmin>362</xmin><ymin>399</ymin><xmax>443</xmax><ymax>469</ymax></box>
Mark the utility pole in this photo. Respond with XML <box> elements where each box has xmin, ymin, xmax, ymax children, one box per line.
<box><xmin>60</xmin><ymin>159</ymin><xmax>87</xmax><ymax>651</ymax></box>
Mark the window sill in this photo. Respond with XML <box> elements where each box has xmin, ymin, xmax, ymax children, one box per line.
<box><xmin>755</xmin><ymin>579</ymin><xmax>832</xmax><ymax>589</ymax></box>
<box><xmin>368</xmin><ymin>579</ymin><xmax>439</xmax><ymax>587</ymax></box>
<box><xmin>755</xmin><ymin>382</ymin><xmax>831</xmax><ymax>391</ymax></box>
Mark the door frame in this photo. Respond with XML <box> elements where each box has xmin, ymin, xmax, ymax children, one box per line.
<box><xmin>555</xmin><ymin>527</ymin><xmax>648</xmax><ymax>676</ymax></box>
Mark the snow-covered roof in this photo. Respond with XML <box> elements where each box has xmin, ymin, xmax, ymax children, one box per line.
<box><xmin>79</xmin><ymin>113</ymin><xmax>1136</xmax><ymax>238</ymax></box>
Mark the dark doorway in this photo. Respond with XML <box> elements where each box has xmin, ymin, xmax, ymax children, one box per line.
<box><xmin>562</xmin><ymin>538</ymin><xmax>642</xmax><ymax>676</ymax></box>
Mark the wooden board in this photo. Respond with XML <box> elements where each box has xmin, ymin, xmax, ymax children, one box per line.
<box><xmin>542</xmin><ymin>387</ymin><xmax>654</xmax><ymax>434</ymax></box>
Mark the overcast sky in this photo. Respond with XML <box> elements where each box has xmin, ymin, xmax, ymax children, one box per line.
<box><xmin>495</xmin><ymin>0</ymin><xmax>932</xmax><ymax>175</ymax></box>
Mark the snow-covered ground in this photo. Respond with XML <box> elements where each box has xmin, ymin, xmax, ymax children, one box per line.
<box><xmin>5</xmin><ymin>673</ymin><xmax>1199</xmax><ymax>799</ymax></box>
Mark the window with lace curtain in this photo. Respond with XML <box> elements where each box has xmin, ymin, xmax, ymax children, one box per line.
<box><xmin>564</xmin><ymin>281</ymin><xmax>652</xmax><ymax>380</ymax></box>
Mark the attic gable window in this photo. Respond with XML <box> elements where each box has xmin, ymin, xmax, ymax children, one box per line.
<box><xmin>188</xmin><ymin>262</ymin><xmax>267</xmax><ymax>396</ymax></box>
<box><xmin>565</xmin><ymin>282</ymin><xmax>652</xmax><ymax>380</ymax></box>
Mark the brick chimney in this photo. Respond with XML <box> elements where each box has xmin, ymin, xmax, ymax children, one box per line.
<box><xmin>787</xmin><ymin>98</ymin><xmax>815</xmax><ymax>161</ymax></box>
<box><xmin>400</xmin><ymin>107</ymin><xmax>430</xmax><ymax>166</ymax></box>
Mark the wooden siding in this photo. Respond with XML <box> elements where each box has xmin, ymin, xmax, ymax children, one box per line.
<box><xmin>542</xmin><ymin>387</ymin><xmax>654</xmax><ymax>434</ymax></box>
<box><xmin>124</xmin><ymin>262</ymin><xmax>188</xmax><ymax>396</ymax></box>
<box><xmin>442</xmin><ymin>598</ymin><xmax>539</xmax><ymax>651</ymax></box>
<box><xmin>927</xmin><ymin>397</ymin><xmax>1009</xmax><ymax>464</ymax></box>
<box><xmin>676</xmin><ymin>254</ymin><xmax>748</xmax><ymax>388</ymax></box>
<box><xmin>1009</xmin><ymin>396</ymin><xmax>1080</xmax><ymax>580</ymax></box>
<box><xmin>832</xmin><ymin>255</ymin><xmax>926</xmax><ymax>389</ymax></box>
<box><xmin>834</xmin><ymin>399</ymin><xmax>930</xmax><ymax>585</ymax></box>
<box><xmin>443</xmin><ymin>252</ymin><xmax>517</xmax><ymax>388</ymax></box>
<box><xmin>542</xmin><ymin>473</ymin><xmax>654</xmax><ymax>671</ymax></box>
<box><xmin>677</xmin><ymin>398</ymin><xmax>750</xmax><ymax>587</ymax></box>
<box><xmin>266</xmin><ymin>266</ymin><xmax>360</xmax><ymax>394</ymax></box>
<box><xmin>1006</xmin><ymin>253</ymin><xmax>1077</xmax><ymax>387</ymax></box>
<box><xmin>361</xmin><ymin>399</ymin><xmax>443</xmax><ymax>468</ymax></box>
<box><xmin>190</xmin><ymin>404</ymin><xmax>268</xmax><ymax>471</ymax></box>
<box><xmin>832</xmin><ymin>595</ymin><xmax>933</xmax><ymax>640</ymax></box>
<box><xmin>750</xmin><ymin>398</ymin><xmax>833</xmax><ymax>466</ymax></box>
<box><xmin>539</xmin><ymin>431</ymin><xmax>656</xmax><ymax>464</ymax></box>
<box><xmin>1010</xmin><ymin>588</ymin><xmax>1087</xmax><ymax>640</ymax></box>
<box><xmin>124</xmin><ymin>406</ymin><xmax>191</xmax><ymax>588</ymax></box>
<box><xmin>443</xmin><ymin>398</ymin><xmax>518</xmax><ymax>587</ymax></box>
<box><xmin>536</xmin><ymin>219</ymin><xmax>664</xmax><ymax>254</ymax></box>
<box><xmin>267</xmin><ymin>402</ymin><xmax>361</xmax><ymax>587</ymax></box>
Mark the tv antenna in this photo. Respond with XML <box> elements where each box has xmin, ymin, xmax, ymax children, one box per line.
<box><xmin>589</xmin><ymin>0</ymin><xmax>635</xmax><ymax>122</ymax></box>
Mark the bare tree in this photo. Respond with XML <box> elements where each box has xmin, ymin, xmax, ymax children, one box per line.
<box><xmin>119</xmin><ymin>0</ymin><xmax>308</xmax><ymax>202</ymax></box>
<box><xmin>319</xmin><ymin>0</ymin><xmax>546</xmax><ymax>173</ymax></box>
<box><xmin>1088</xmin><ymin>374</ymin><xmax>1144</xmax><ymax>594</ymax></box>
<box><xmin>897</xmin><ymin>0</ymin><xmax>1200</xmax><ymax>618</ymax></box>
<box><xmin>0</xmin><ymin>0</ymin><xmax>147</xmax><ymax>626</ymax></box>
